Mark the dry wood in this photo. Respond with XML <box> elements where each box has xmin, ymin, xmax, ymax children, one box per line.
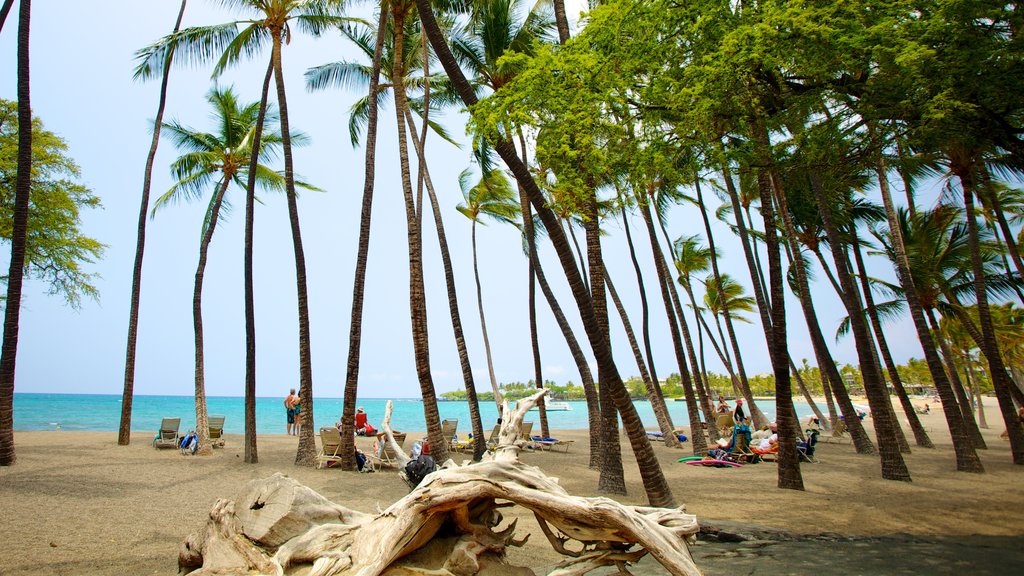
<box><xmin>179</xmin><ymin>391</ymin><xmax>701</xmax><ymax>576</ymax></box>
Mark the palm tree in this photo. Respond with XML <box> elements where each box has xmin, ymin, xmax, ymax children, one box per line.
<box><xmin>142</xmin><ymin>0</ymin><xmax>352</xmax><ymax>466</ymax></box>
<box><xmin>415</xmin><ymin>0</ymin><xmax>677</xmax><ymax>507</ymax></box>
<box><xmin>0</xmin><ymin>0</ymin><xmax>14</xmax><ymax>34</ymax></box>
<box><xmin>456</xmin><ymin>157</ymin><xmax>521</xmax><ymax>410</ymax></box>
<box><xmin>871</xmin><ymin>150</ymin><xmax>984</xmax><ymax>473</ymax></box>
<box><xmin>0</xmin><ymin>0</ymin><xmax>32</xmax><ymax>466</ymax></box>
<box><xmin>155</xmin><ymin>86</ymin><xmax>297</xmax><ymax>456</ymax></box>
<box><xmin>119</xmin><ymin>0</ymin><xmax>188</xmax><ymax>447</ymax></box>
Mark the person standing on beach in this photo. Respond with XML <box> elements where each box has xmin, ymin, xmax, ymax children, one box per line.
<box><xmin>732</xmin><ymin>398</ymin><xmax>746</xmax><ymax>425</ymax></box>
<box><xmin>284</xmin><ymin>389</ymin><xmax>298</xmax><ymax>435</ymax></box>
<box><xmin>293</xmin><ymin>392</ymin><xmax>303</xmax><ymax>436</ymax></box>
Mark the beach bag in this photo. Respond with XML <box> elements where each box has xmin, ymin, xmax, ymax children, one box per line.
<box><xmin>180</xmin><ymin>431</ymin><xmax>198</xmax><ymax>455</ymax></box>
<box><xmin>363</xmin><ymin>423</ymin><xmax>376</xmax><ymax>436</ymax></box>
<box><xmin>405</xmin><ymin>455</ymin><xmax>436</xmax><ymax>487</ymax></box>
<box><xmin>355</xmin><ymin>450</ymin><xmax>368</xmax><ymax>472</ymax></box>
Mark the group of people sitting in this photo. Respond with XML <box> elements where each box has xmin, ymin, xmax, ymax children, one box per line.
<box><xmin>707</xmin><ymin>398</ymin><xmax>819</xmax><ymax>463</ymax></box>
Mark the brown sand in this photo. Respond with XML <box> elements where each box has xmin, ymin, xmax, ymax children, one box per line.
<box><xmin>0</xmin><ymin>397</ymin><xmax>1022</xmax><ymax>575</ymax></box>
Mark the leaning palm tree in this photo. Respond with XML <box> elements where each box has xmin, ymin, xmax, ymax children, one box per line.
<box><xmin>456</xmin><ymin>156</ymin><xmax>522</xmax><ymax>410</ymax></box>
<box><xmin>0</xmin><ymin>0</ymin><xmax>31</xmax><ymax>467</ymax></box>
<box><xmin>154</xmin><ymin>86</ymin><xmax>303</xmax><ymax>456</ymax></box>
<box><xmin>119</xmin><ymin>0</ymin><xmax>189</xmax><ymax>447</ymax></box>
<box><xmin>138</xmin><ymin>0</ymin><xmax>352</xmax><ymax>465</ymax></box>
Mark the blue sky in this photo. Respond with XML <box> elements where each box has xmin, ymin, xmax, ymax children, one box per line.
<box><xmin>0</xmin><ymin>1</ymin><xmax>927</xmax><ymax>401</ymax></box>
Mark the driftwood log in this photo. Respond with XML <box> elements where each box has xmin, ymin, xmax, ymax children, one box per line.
<box><xmin>179</xmin><ymin>390</ymin><xmax>701</xmax><ymax>576</ymax></box>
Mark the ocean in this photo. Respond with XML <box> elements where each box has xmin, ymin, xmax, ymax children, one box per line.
<box><xmin>11</xmin><ymin>393</ymin><xmax>819</xmax><ymax>436</ymax></box>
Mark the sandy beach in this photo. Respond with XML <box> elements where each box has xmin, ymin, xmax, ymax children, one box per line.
<box><xmin>1</xmin><ymin>397</ymin><xmax>1022</xmax><ymax>575</ymax></box>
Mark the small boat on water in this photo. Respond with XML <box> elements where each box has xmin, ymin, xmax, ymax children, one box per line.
<box><xmin>528</xmin><ymin>397</ymin><xmax>573</xmax><ymax>411</ymax></box>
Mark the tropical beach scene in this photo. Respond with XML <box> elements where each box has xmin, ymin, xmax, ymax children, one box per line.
<box><xmin>1</xmin><ymin>1</ymin><xmax>1023</xmax><ymax>575</ymax></box>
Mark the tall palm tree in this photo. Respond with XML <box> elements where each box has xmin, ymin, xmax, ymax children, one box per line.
<box><xmin>456</xmin><ymin>157</ymin><xmax>521</xmax><ymax>410</ymax></box>
<box><xmin>415</xmin><ymin>0</ymin><xmax>677</xmax><ymax>507</ymax></box>
<box><xmin>143</xmin><ymin>0</ymin><xmax>352</xmax><ymax>465</ymax></box>
<box><xmin>871</xmin><ymin>150</ymin><xmax>984</xmax><ymax>473</ymax></box>
<box><xmin>119</xmin><ymin>0</ymin><xmax>188</xmax><ymax>447</ymax></box>
<box><xmin>0</xmin><ymin>0</ymin><xmax>14</xmax><ymax>34</ymax></box>
<box><xmin>155</xmin><ymin>86</ymin><xmax>297</xmax><ymax>456</ymax></box>
<box><xmin>0</xmin><ymin>0</ymin><xmax>32</xmax><ymax>467</ymax></box>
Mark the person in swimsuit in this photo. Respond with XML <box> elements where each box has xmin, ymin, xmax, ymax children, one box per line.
<box><xmin>284</xmin><ymin>389</ymin><xmax>298</xmax><ymax>435</ymax></box>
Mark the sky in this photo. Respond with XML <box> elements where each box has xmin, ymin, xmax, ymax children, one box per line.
<box><xmin>0</xmin><ymin>1</ymin><xmax>929</xmax><ymax>401</ymax></box>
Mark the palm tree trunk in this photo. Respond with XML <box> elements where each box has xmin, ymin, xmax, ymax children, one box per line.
<box><xmin>753</xmin><ymin>162</ymin><xmax>803</xmax><ymax>491</ymax></box>
<box><xmin>872</xmin><ymin>151</ymin><xmax>983</xmax><ymax>473</ymax></box>
<box><xmin>0</xmin><ymin>0</ymin><xmax>14</xmax><ymax>34</ymax></box>
<box><xmin>957</xmin><ymin>168</ymin><xmax>1024</xmax><ymax>463</ymax></box>
<box><xmin>606</xmin><ymin>272</ymin><xmax>678</xmax><ymax>447</ymax></box>
<box><xmin>241</xmin><ymin>59</ymin><xmax>274</xmax><ymax>465</ymax></box>
<box><xmin>777</xmin><ymin>202</ymin><xmax>872</xmax><ymax>450</ymax></box>
<box><xmin>567</xmin><ymin>221</ymin><xmax>589</xmax><ymax>293</ymax></box>
<box><xmin>393</xmin><ymin>10</ymin><xmax>447</xmax><ymax>466</ymax></box>
<box><xmin>640</xmin><ymin>198</ymin><xmax>708</xmax><ymax>455</ymax></box>
<box><xmin>532</xmin><ymin>245</ymin><xmax>601</xmax><ymax>468</ymax></box>
<box><xmin>659</xmin><ymin>201</ymin><xmax>765</xmax><ymax>426</ymax></box>
<box><xmin>340</xmin><ymin>11</ymin><xmax>389</xmax><ymax>470</ymax></box>
<box><xmin>804</xmin><ymin>170</ymin><xmax>910</xmax><ymax>481</ymax></box>
<box><xmin>927</xmin><ymin>308</ymin><xmax>986</xmax><ymax>448</ymax></box>
<box><xmin>679</xmin><ymin>282</ymin><xmax>721</xmax><ymax>437</ymax></box>
<box><xmin>895</xmin><ymin>138</ymin><xmax>918</xmax><ymax>220</ymax></box>
<box><xmin>977</xmin><ymin>174</ymin><xmax>1024</xmax><ymax>286</ymax></box>
<box><xmin>583</xmin><ymin>195</ymin><xmax>625</xmax><ymax>495</ymax></box>
<box><xmin>552</xmin><ymin>0</ymin><xmax>570</xmax><ymax>44</ymax></box>
<box><xmin>851</xmin><ymin>234</ymin><xmax>933</xmax><ymax>448</ymax></box>
<box><xmin>789</xmin><ymin>359</ymin><xmax>826</xmax><ymax>427</ymax></box>
<box><xmin>120</xmin><ymin>0</ymin><xmax>188</xmax><ymax>447</ymax></box>
<box><xmin>416</xmin><ymin>0</ymin><xmax>675</xmax><ymax>505</ymax></box>
<box><xmin>405</xmin><ymin>109</ymin><xmax>486</xmax><ymax>461</ymax></box>
<box><xmin>970</xmin><ymin>360</ymin><xmax>988</xmax><ymax>428</ymax></box>
<box><xmin>515</xmin><ymin>133</ymin><xmax>549</xmax><ymax>440</ymax></box>
<box><xmin>271</xmin><ymin>31</ymin><xmax>316</xmax><ymax>466</ymax></box>
<box><xmin>191</xmin><ymin>178</ymin><xmax>231</xmax><ymax>456</ymax></box>
<box><xmin>471</xmin><ymin>219</ymin><xmax>502</xmax><ymax>410</ymax></box>
<box><xmin>0</xmin><ymin>0</ymin><xmax>32</xmax><ymax>466</ymax></box>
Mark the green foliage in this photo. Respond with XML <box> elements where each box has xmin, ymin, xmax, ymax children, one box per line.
<box><xmin>0</xmin><ymin>100</ymin><xmax>105</xmax><ymax>307</ymax></box>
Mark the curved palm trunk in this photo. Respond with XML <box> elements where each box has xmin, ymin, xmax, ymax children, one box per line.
<box><xmin>567</xmin><ymin>221</ymin><xmax>589</xmax><ymax>293</ymax></box>
<box><xmin>680</xmin><ymin>286</ymin><xmax>722</xmax><ymax>438</ymax></box>
<box><xmin>640</xmin><ymin>199</ymin><xmax>707</xmax><ymax>455</ymax></box>
<box><xmin>339</xmin><ymin>12</ymin><xmax>389</xmax><ymax>470</ymax></box>
<box><xmin>927</xmin><ymin>308</ymin><xmax>986</xmax><ymax>448</ymax></box>
<box><xmin>680</xmin><ymin>188</ymin><xmax>767</xmax><ymax>427</ymax></box>
<box><xmin>417</xmin><ymin>0</ymin><xmax>675</xmax><ymax>505</ymax></box>
<box><xmin>191</xmin><ymin>178</ymin><xmax>231</xmax><ymax>456</ymax></box>
<box><xmin>606</xmin><ymin>273</ymin><xmax>678</xmax><ymax>447</ymax></box>
<box><xmin>271</xmin><ymin>32</ymin><xmax>316</xmax><ymax>466</ymax></box>
<box><xmin>805</xmin><ymin>170</ymin><xmax>910</xmax><ymax>481</ymax></box>
<box><xmin>851</xmin><ymin>234</ymin><xmax>933</xmax><ymax>448</ymax></box>
<box><xmin>533</xmin><ymin>246</ymin><xmax>601</xmax><ymax>468</ymax></box>
<box><xmin>0</xmin><ymin>0</ymin><xmax>14</xmax><ymax>34</ymax></box>
<box><xmin>405</xmin><ymin>108</ymin><xmax>486</xmax><ymax>461</ymax></box>
<box><xmin>752</xmin><ymin>163</ymin><xmax>803</xmax><ymax>491</ymax></box>
<box><xmin>0</xmin><ymin>0</ymin><xmax>32</xmax><ymax>466</ymax></box>
<box><xmin>957</xmin><ymin>170</ymin><xmax>1024</xmax><ymax>463</ymax></box>
<box><xmin>471</xmin><ymin>219</ymin><xmax>502</xmax><ymax>410</ymax></box>
<box><xmin>977</xmin><ymin>175</ymin><xmax>1024</xmax><ymax>286</ymax></box>
<box><xmin>789</xmin><ymin>359</ymin><xmax>826</xmax><ymax>428</ymax></box>
<box><xmin>393</xmin><ymin>11</ymin><xmax>447</xmax><ymax>465</ymax></box>
<box><xmin>120</xmin><ymin>0</ymin><xmax>188</xmax><ymax>446</ymax></box>
<box><xmin>515</xmin><ymin>133</ymin><xmax>548</xmax><ymax>439</ymax></box>
<box><xmin>241</xmin><ymin>59</ymin><xmax>274</xmax><ymax>465</ymax></box>
<box><xmin>872</xmin><ymin>154</ymin><xmax>982</xmax><ymax>473</ymax></box>
<box><xmin>969</xmin><ymin>360</ymin><xmax>988</xmax><ymax>428</ymax></box>
<box><xmin>584</xmin><ymin>196</ymin><xmax>625</xmax><ymax>495</ymax></box>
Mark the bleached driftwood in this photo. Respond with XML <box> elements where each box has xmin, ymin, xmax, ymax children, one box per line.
<box><xmin>179</xmin><ymin>390</ymin><xmax>701</xmax><ymax>576</ymax></box>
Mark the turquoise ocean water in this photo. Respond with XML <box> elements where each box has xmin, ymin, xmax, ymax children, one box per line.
<box><xmin>12</xmin><ymin>393</ymin><xmax>818</xmax><ymax>435</ymax></box>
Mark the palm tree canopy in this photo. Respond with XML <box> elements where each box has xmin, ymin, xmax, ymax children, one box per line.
<box><xmin>702</xmin><ymin>273</ymin><xmax>755</xmax><ymax>320</ymax></box>
<box><xmin>672</xmin><ymin>234</ymin><xmax>714</xmax><ymax>289</ymax></box>
<box><xmin>152</xmin><ymin>86</ymin><xmax>316</xmax><ymax>236</ymax></box>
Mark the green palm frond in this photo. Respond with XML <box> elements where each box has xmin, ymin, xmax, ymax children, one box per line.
<box><xmin>152</xmin><ymin>171</ymin><xmax>217</xmax><ymax>216</ymax></box>
<box><xmin>212</xmin><ymin>23</ymin><xmax>270</xmax><ymax>77</ymax></box>
<box><xmin>305</xmin><ymin>61</ymin><xmax>374</xmax><ymax>92</ymax></box>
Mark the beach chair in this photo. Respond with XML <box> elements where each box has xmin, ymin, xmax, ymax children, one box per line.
<box><xmin>441</xmin><ymin>419</ymin><xmax>459</xmax><ymax>451</ymax></box>
<box><xmin>519</xmin><ymin>422</ymin><xmax>535</xmax><ymax>449</ymax></box>
<box><xmin>316</xmin><ymin>427</ymin><xmax>344</xmax><ymax>469</ymax></box>
<box><xmin>532</xmin><ymin>434</ymin><xmax>575</xmax><ymax>452</ymax></box>
<box><xmin>798</xmin><ymin>430</ymin><xmax>820</xmax><ymax>463</ymax></box>
<box><xmin>367</xmin><ymin>432</ymin><xmax>407</xmax><ymax>471</ymax></box>
<box><xmin>208</xmin><ymin>415</ymin><xmax>226</xmax><ymax>448</ymax></box>
<box><xmin>819</xmin><ymin>419</ymin><xmax>849</xmax><ymax>444</ymax></box>
<box><xmin>152</xmin><ymin>417</ymin><xmax>181</xmax><ymax>449</ymax></box>
<box><xmin>715</xmin><ymin>413</ymin><xmax>734</xmax><ymax>438</ymax></box>
<box><xmin>485</xmin><ymin>424</ymin><xmax>502</xmax><ymax>452</ymax></box>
